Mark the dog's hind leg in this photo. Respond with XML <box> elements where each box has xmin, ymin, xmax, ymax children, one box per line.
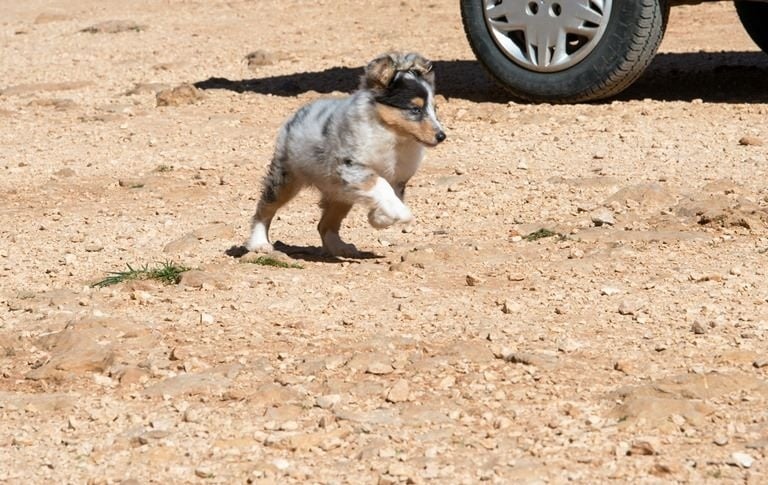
<box><xmin>317</xmin><ymin>197</ymin><xmax>357</xmax><ymax>257</ymax></box>
<box><xmin>246</xmin><ymin>161</ymin><xmax>301</xmax><ymax>253</ymax></box>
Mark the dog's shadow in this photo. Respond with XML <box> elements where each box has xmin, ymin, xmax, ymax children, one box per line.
<box><xmin>226</xmin><ymin>241</ymin><xmax>381</xmax><ymax>264</ymax></box>
<box><xmin>195</xmin><ymin>52</ymin><xmax>768</xmax><ymax>103</ymax></box>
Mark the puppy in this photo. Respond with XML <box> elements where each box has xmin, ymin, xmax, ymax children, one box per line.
<box><xmin>245</xmin><ymin>52</ymin><xmax>445</xmax><ymax>257</ymax></box>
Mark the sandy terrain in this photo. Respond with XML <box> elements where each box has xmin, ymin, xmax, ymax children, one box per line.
<box><xmin>1</xmin><ymin>0</ymin><xmax>768</xmax><ymax>483</ymax></box>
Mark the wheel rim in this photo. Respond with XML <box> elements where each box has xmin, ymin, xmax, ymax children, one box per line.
<box><xmin>483</xmin><ymin>0</ymin><xmax>613</xmax><ymax>73</ymax></box>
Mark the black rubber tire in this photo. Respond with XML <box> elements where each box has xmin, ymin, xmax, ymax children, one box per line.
<box><xmin>735</xmin><ymin>1</ymin><xmax>768</xmax><ymax>54</ymax></box>
<box><xmin>460</xmin><ymin>0</ymin><xmax>669</xmax><ymax>103</ymax></box>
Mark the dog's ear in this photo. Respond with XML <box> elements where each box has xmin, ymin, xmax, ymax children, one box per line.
<box><xmin>362</xmin><ymin>53</ymin><xmax>397</xmax><ymax>91</ymax></box>
<box><xmin>400</xmin><ymin>52</ymin><xmax>435</xmax><ymax>88</ymax></box>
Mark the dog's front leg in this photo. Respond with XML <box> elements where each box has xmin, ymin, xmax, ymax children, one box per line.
<box><xmin>361</xmin><ymin>176</ymin><xmax>413</xmax><ymax>229</ymax></box>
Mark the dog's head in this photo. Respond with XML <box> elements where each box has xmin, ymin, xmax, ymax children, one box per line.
<box><xmin>362</xmin><ymin>52</ymin><xmax>445</xmax><ymax>147</ymax></box>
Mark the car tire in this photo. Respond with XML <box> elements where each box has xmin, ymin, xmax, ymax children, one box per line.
<box><xmin>460</xmin><ymin>0</ymin><xmax>669</xmax><ymax>103</ymax></box>
<box><xmin>735</xmin><ymin>1</ymin><xmax>768</xmax><ymax>54</ymax></box>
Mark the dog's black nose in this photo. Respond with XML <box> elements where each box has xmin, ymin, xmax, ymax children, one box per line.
<box><xmin>436</xmin><ymin>131</ymin><xmax>446</xmax><ymax>143</ymax></box>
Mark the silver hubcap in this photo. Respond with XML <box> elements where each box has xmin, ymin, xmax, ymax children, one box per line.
<box><xmin>484</xmin><ymin>0</ymin><xmax>612</xmax><ymax>72</ymax></box>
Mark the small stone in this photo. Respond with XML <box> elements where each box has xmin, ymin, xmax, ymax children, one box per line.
<box><xmin>200</xmin><ymin>313</ymin><xmax>214</xmax><ymax>324</ymax></box>
<box><xmin>739</xmin><ymin>136</ymin><xmax>763</xmax><ymax>147</ymax></box>
<box><xmin>170</xmin><ymin>347</ymin><xmax>189</xmax><ymax>361</ymax></box>
<box><xmin>280</xmin><ymin>420</ymin><xmax>299</xmax><ymax>431</ymax></box>
<box><xmin>465</xmin><ymin>274</ymin><xmax>484</xmax><ymax>286</ymax></box>
<box><xmin>386</xmin><ymin>379</ymin><xmax>410</xmax><ymax>403</ymax></box>
<box><xmin>601</xmin><ymin>286</ymin><xmax>621</xmax><ymax>296</ymax></box>
<box><xmin>618</xmin><ymin>299</ymin><xmax>643</xmax><ymax>316</ymax></box>
<box><xmin>367</xmin><ymin>361</ymin><xmax>394</xmax><ymax>375</ymax></box>
<box><xmin>516</xmin><ymin>160</ymin><xmax>528</xmax><ymax>170</ymax></box>
<box><xmin>80</xmin><ymin>20</ymin><xmax>145</xmax><ymax>34</ymax></box>
<box><xmin>245</xmin><ymin>50</ymin><xmax>276</xmax><ymax>68</ymax></box>
<box><xmin>183</xmin><ymin>407</ymin><xmax>203</xmax><ymax>424</ymax></box>
<box><xmin>754</xmin><ymin>358</ymin><xmax>768</xmax><ymax>368</ymax></box>
<box><xmin>691</xmin><ymin>321</ymin><xmax>707</xmax><ymax>335</ymax></box>
<box><xmin>728</xmin><ymin>452</ymin><xmax>754</xmax><ymax>468</ymax></box>
<box><xmin>272</xmin><ymin>458</ymin><xmax>290</xmax><ymax>471</ymax></box>
<box><xmin>629</xmin><ymin>438</ymin><xmax>659</xmax><ymax>456</ymax></box>
<box><xmin>591</xmin><ymin>208</ymin><xmax>615</xmax><ymax>227</ymax></box>
<box><xmin>501</xmin><ymin>299</ymin><xmax>520</xmax><ymax>314</ymax></box>
<box><xmin>156</xmin><ymin>84</ymin><xmax>204</xmax><ymax>107</ymax></box>
<box><xmin>713</xmin><ymin>435</ymin><xmax>729</xmax><ymax>446</ymax></box>
<box><xmin>568</xmin><ymin>247</ymin><xmax>584</xmax><ymax>259</ymax></box>
<box><xmin>315</xmin><ymin>394</ymin><xmax>341</xmax><ymax>410</ymax></box>
<box><xmin>614</xmin><ymin>360</ymin><xmax>637</xmax><ymax>375</ymax></box>
<box><xmin>195</xmin><ymin>467</ymin><xmax>214</xmax><ymax>478</ymax></box>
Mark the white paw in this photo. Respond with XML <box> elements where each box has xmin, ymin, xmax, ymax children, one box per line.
<box><xmin>244</xmin><ymin>242</ymin><xmax>274</xmax><ymax>254</ymax></box>
<box><xmin>246</xmin><ymin>222</ymin><xmax>272</xmax><ymax>252</ymax></box>
<box><xmin>368</xmin><ymin>203</ymin><xmax>413</xmax><ymax>229</ymax></box>
<box><xmin>322</xmin><ymin>232</ymin><xmax>360</xmax><ymax>257</ymax></box>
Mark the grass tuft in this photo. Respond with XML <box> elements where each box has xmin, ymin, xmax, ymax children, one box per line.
<box><xmin>155</xmin><ymin>164</ymin><xmax>173</xmax><ymax>173</ymax></box>
<box><xmin>92</xmin><ymin>261</ymin><xmax>190</xmax><ymax>288</ymax></box>
<box><xmin>524</xmin><ymin>228</ymin><xmax>558</xmax><ymax>241</ymax></box>
<box><xmin>243</xmin><ymin>256</ymin><xmax>303</xmax><ymax>269</ymax></box>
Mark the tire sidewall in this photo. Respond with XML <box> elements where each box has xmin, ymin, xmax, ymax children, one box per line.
<box><xmin>462</xmin><ymin>0</ymin><xmax>658</xmax><ymax>101</ymax></box>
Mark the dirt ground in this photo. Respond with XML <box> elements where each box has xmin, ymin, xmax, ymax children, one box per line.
<box><xmin>2</xmin><ymin>1</ymin><xmax>768</xmax><ymax>483</ymax></box>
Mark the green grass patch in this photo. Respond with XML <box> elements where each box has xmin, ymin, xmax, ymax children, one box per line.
<box><xmin>92</xmin><ymin>261</ymin><xmax>190</xmax><ymax>288</ymax></box>
<box><xmin>524</xmin><ymin>228</ymin><xmax>558</xmax><ymax>241</ymax></box>
<box><xmin>243</xmin><ymin>256</ymin><xmax>303</xmax><ymax>269</ymax></box>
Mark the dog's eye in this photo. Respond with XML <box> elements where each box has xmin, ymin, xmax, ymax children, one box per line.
<box><xmin>409</xmin><ymin>106</ymin><xmax>423</xmax><ymax>116</ymax></box>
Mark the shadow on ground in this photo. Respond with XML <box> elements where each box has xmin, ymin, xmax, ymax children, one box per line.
<box><xmin>196</xmin><ymin>51</ymin><xmax>768</xmax><ymax>104</ymax></box>
<box><xmin>226</xmin><ymin>241</ymin><xmax>380</xmax><ymax>263</ymax></box>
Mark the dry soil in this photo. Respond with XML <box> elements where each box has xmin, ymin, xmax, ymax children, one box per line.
<box><xmin>1</xmin><ymin>1</ymin><xmax>768</xmax><ymax>483</ymax></box>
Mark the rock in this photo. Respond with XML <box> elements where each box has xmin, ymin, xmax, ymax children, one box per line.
<box><xmin>713</xmin><ymin>435</ymin><xmax>729</xmax><ymax>446</ymax></box>
<box><xmin>315</xmin><ymin>394</ymin><xmax>342</xmax><ymax>410</ymax></box>
<box><xmin>194</xmin><ymin>467</ymin><xmax>215</xmax><ymax>478</ymax></box>
<box><xmin>26</xmin><ymin>324</ymin><xmax>115</xmax><ymax>380</ymax></box>
<box><xmin>367</xmin><ymin>361</ymin><xmax>394</xmax><ymax>375</ymax></box>
<box><xmin>611</xmin><ymin>371</ymin><xmax>768</xmax><ymax>428</ymax></box>
<box><xmin>183</xmin><ymin>406</ymin><xmax>204</xmax><ymax>424</ymax></box>
<box><xmin>386</xmin><ymin>379</ymin><xmax>410</xmax><ymax>403</ymax></box>
<box><xmin>125</xmin><ymin>83</ymin><xmax>170</xmax><ymax>96</ymax></box>
<box><xmin>179</xmin><ymin>270</ymin><xmax>229</xmax><ymax>290</ymax></box>
<box><xmin>117</xmin><ymin>366</ymin><xmax>149</xmax><ymax>386</ymax></box>
<box><xmin>601</xmin><ymin>286</ymin><xmax>621</xmax><ymax>296</ymax></box>
<box><xmin>465</xmin><ymin>274</ymin><xmax>484</xmax><ymax>286</ymax></box>
<box><xmin>34</xmin><ymin>13</ymin><xmax>70</xmax><ymax>24</ymax></box>
<box><xmin>192</xmin><ymin>223</ymin><xmax>235</xmax><ymax>241</ymax></box>
<box><xmin>28</xmin><ymin>98</ymin><xmax>77</xmax><ymax>110</ymax></box>
<box><xmin>605</xmin><ymin>183</ymin><xmax>676</xmax><ymax>208</ymax></box>
<box><xmin>739</xmin><ymin>136</ymin><xmax>763</xmax><ymax>147</ymax></box>
<box><xmin>501</xmin><ymin>299</ymin><xmax>521</xmax><ymax>314</ymax></box>
<box><xmin>143</xmin><ymin>365</ymin><xmax>239</xmax><ymax>397</ymax></box>
<box><xmin>590</xmin><ymin>208</ymin><xmax>615</xmax><ymax>227</ymax></box>
<box><xmin>156</xmin><ymin>84</ymin><xmax>204</xmax><ymax>107</ymax></box>
<box><xmin>728</xmin><ymin>452</ymin><xmax>754</xmax><ymax>468</ymax></box>
<box><xmin>618</xmin><ymin>299</ymin><xmax>643</xmax><ymax>316</ymax></box>
<box><xmin>0</xmin><ymin>392</ymin><xmax>75</xmax><ymax>412</ymax></box>
<box><xmin>754</xmin><ymin>357</ymin><xmax>768</xmax><ymax>369</ymax></box>
<box><xmin>629</xmin><ymin>438</ymin><xmax>660</xmax><ymax>456</ymax></box>
<box><xmin>502</xmin><ymin>351</ymin><xmax>557</xmax><ymax>369</ymax></box>
<box><xmin>245</xmin><ymin>50</ymin><xmax>276</xmax><ymax>68</ymax></box>
<box><xmin>0</xmin><ymin>81</ymin><xmax>93</xmax><ymax>96</ymax></box>
<box><xmin>691</xmin><ymin>321</ymin><xmax>707</xmax><ymax>335</ymax></box>
<box><xmin>80</xmin><ymin>20</ymin><xmax>146</xmax><ymax>34</ymax></box>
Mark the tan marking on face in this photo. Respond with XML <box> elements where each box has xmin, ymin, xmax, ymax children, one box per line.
<box><xmin>411</xmin><ymin>97</ymin><xmax>425</xmax><ymax>108</ymax></box>
<box><xmin>375</xmin><ymin>104</ymin><xmax>440</xmax><ymax>146</ymax></box>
